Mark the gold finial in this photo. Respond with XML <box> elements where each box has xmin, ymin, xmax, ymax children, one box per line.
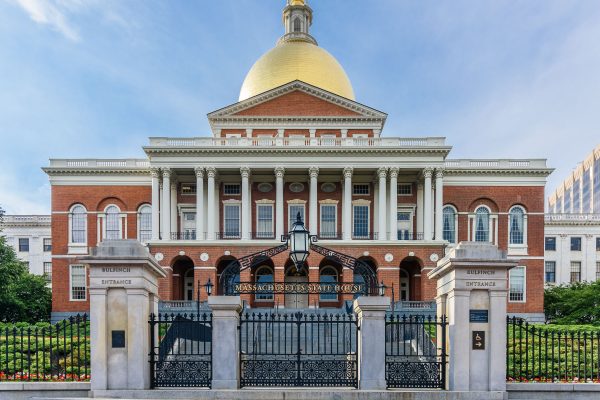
<box><xmin>290</xmin><ymin>0</ymin><xmax>305</xmax><ymax>5</ymax></box>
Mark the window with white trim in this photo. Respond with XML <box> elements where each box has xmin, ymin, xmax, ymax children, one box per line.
<box><xmin>138</xmin><ymin>204</ymin><xmax>152</xmax><ymax>242</ymax></box>
<box><xmin>545</xmin><ymin>237</ymin><xmax>556</xmax><ymax>251</ymax></box>
<box><xmin>397</xmin><ymin>184</ymin><xmax>412</xmax><ymax>195</ymax></box>
<box><xmin>43</xmin><ymin>262</ymin><xmax>52</xmax><ymax>283</ymax></box>
<box><xmin>320</xmin><ymin>267</ymin><xmax>338</xmax><ymax>301</ymax></box>
<box><xmin>509</xmin><ymin>266</ymin><xmax>525</xmax><ymax>302</ymax></box>
<box><xmin>352</xmin><ymin>184</ymin><xmax>369</xmax><ymax>195</ymax></box>
<box><xmin>544</xmin><ymin>261</ymin><xmax>556</xmax><ymax>283</ymax></box>
<box><xmin>509</xmin><ymin>206</ymin><xmax>525</xmax><ymax>245</ymax></box>
<box><xmin>443</xmin><ymin>206</ymin><xmax>457</xmax><ymax>243</ymax></box>
<box><xmin>474</xmin><ymin>206</ymin><xmax>490</xmax><ymax>242</ymax></box>
<box><xmin>223</xmin><ymin>204</ymin><xmax>240</xmax><ymax>238</ymax></box>
<box><xmin>320</xmin><ymin>204</ymin><xmax>337</xmax><ymax>238</ymax></box>
<box><xmin>70</xmin><ymin>265</ymin><xmax>87</xmax><ymax>301</ymax></box>
<box><xmin>353</xmin><ymin>205</ymin><xmax>369</xmax><ymax>238</ymax></box>
<box><xmin>223</xmin><ymin>184</ymin><xmax>241</xmax><ymax>195</ymax></box>
<box><xmin>70</xmin><ymin>204</ymin><xmax>87</xmax><ymax>244</ymax></box>
<box><xmin>570</xmin><ymin>261</ymin><xmax>581</xmax><ymax>282</ymax></box>
<box><xmin>256</xmin><ymin>204</ymin><xmax>274</xmax><ymax>238</ymax></box>
<box><xmin>288</xmin><ymin>204</ymin><xmax>305</xmax><ymax>230</ymax></box>
<box><xmin>596</xmin><ymin>262</ymin><xmax>600</xmax><ymax>281</ymax></box>
<box><xmin>43</xmin><ymin>238</ymin><xmax>52</xmax><ymax>252</ymax></box>
<box><xmin>18</xmin><ymin>238</ymin><xmax>29</xmax><ymax>252</ymax></box>
<box><xmin>104</xmin><ymin>205</ymin><xmax>121</xmax><ymax>240</ymax></box>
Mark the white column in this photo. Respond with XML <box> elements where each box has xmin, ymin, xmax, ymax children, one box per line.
<box><xmin>343</xmin><ymin>167</ymin><xmax>353</xmax><ymax>240</ymax></box>
<box><xmin>195</xmin><ymin>167</ymin><xmax>204</xmax><ymax>240</ymax></box>
<box><xmin>161</xmin><ymin>168</ymin><xmax>171</xmax><ymax>239</ymax></box>
<box><xmin>416</xmin><ymin>182</ymin><xmax>424</xmax><ymax>236</ymax></box>
<box><xmin>434</xmin><ymin>169</ymin><xmax>444</xmax><ymax>240</ymax></box>
<box><xmin>241</xmin><ymin>166</ymin><xmax>251</xmax><ymax>240</ymax></box>
<box><xmin>206</xmin><ymin>167</ymin><xmax>216</xmax><ymax>240</ymax></box>
<box><xmin>275</xmin><ymin>166</ymin><xmax>285</xmax><ymax>239</ymax></box>
<box><xmin>423</xmin><ymin>167</ymin><xmax>433</xmax><ymax>240</ymax></box>
<box><xmin>150</xmin><ymin>168</ymin><xmax>160</xmax><ymax>240</ymax></box>
<box><xmin>388</xmin><ymin>167</ymin><xmax>398</xmax><ymax>240</ymax></box>
<box><xmin>170</xmin><ymin>182</ymin><xmax>177</xmax><ymax>235</ymax></box>
<box><xmin>309</xmin><ymin>166</ymin><xmax>319</xmax><ymax>235</ymax></box>
<box><xmin>377</xmin><ymin>167</ymin><xmax>387</xmax><ymax>241</ymax></box>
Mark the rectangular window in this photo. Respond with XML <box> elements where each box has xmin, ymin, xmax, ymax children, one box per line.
<box><xmin>570</xmin><ymin>261</ymin><xmax>581</xmax><ymax>283</ymax></box>
<box><xmin>397</xmin><ymin>184</ymin><xmax>412</xmax><ymax>195</ymax></box>
<box><xmin>70</xmin><ymin>265</ymin><xmax>87</xmax><ymax>301</ymax></box>
<box><xmin>139</xmin><ymin>211</ymin><xmax>152</xmax><ymax>242</ymax></box>
<box><xmin>594</xmin><ymin>157</ymin><xmax>600</xmax><ymax>212</ymax></box>
<box><xmin>582</xmin><ymin>168</ymin><xmax>591</xmax><ymax>212</ymax></box>
<box><xmin>564</xmin><ymin>187</ymin><xmax>572</xmax><ymax>213</ymax></box>
<box><xmin>288</xmin><ymin>204</ymin><xmax>305</xmax><ymax>231</ymax></box>
<box><xmin>223</xmin><ymin>204</ymin><xmax>240</xmax><ymax>238</ymax></box>
<box><xmin>571</xmin><ymin>237</ymin><xmax>582</xmax><ymax>251</ymax></box>
<box><xmin>545</xmin><ymin>237</ymin><xmax>556</xmax><ymax>251</ymax></box>
<box><xmin>223</xmin><ymin>184</ymin><xmax>241</xmax><ymax>195</ymax></box>
<box><xmin>256</xmin><ymin>204</ymin><xmax>274</xmax><ymax>238</ymax></box>
<box><xmin>181</xmin><ymin>183</ymin><xmax>196</xmax><ymax>195</ymax></box>
<box><xmin>353</xmin><ymin>205</ymin><xmax>369</xmax><ymax>238</ymax></box>
<box><xmin>320</xmin><ymin>204</ymin><xmax>337</xmax><ymax>238</ymax></box>
<box><xmin>596</xmin><ymin>262</ymin><xmax>600</xmax><ymax>281</ymax></box>
<box><xmin>18</xmin><ymin>238</ymin><xmax>29</xmax><ymax>252</ymax></box>
<box><xmin>43</xmin><ymin>262</ymin><xmax>52</xmax><ymax>283</ymax></box>
<box><xmin>43</xmin><ymin>238</ymin><xmax>52</xmax><ymax>252</ymax></box>
<box><xmin>509</xmin><ymin>266</ymin><xmax>526</xmax><ymax>302</ymax></box>
<box><xmin>352</xmin><ymin>184</ymin><xmax>369</xmax><ymax>195</ymax></box>
<box><xmin>573</xmin><ymin>179</ymin><xmax>581</xmax><ymax>213</ymax></box>
<box><xmin>544</xmin><ymin>261</ymin><xmax>556</xmax><ymax>283</ymax></box>
<box><xmin>596</xmin><ymin>237</ymin><xmax>600</xmax><ymax>251</ymax></box>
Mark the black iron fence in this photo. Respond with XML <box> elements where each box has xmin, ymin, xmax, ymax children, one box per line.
<box><xmin>507</xmin><ymin>317</ymin><xmax>600</xmax><ymax>382</ymax></box>
<box><xmin>385</xmin><ymin>314</ymin><xmax>447</xmax><ymax>389</ymax></box>
<box><xmin>0</xmin><ymin>314</ymin><xmax>89</xmax><ymax>381</ymax></box>
<box><xmin>239</xmin><ymin>311</ymin><xmax>358</xmax><ymax>387</ymax></box>
<box><xmin>149</xmin><ymin>313</ymin><xmax>212</xmax><ymax>388</ymax></box>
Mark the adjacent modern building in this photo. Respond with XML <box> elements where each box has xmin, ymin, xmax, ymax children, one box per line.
<box><xmin>43</xmin><ymin>0</ymin><xmax>552</xmax><ymax>323</ymax></box>
<box><xmin>0</xmin><ymin>215</ymin><xmax>52</xmax><ymax>283</ymax></box>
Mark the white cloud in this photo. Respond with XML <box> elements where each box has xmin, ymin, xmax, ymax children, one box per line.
<box><xmin>14</xmin><ymin>0</ymin><xmax>81</xmax><ymax>41</ymax></box>
<box><xmin>0</xmin><ymin>171</ymin><xmax>50</xmax><ymax>215</ymax></box>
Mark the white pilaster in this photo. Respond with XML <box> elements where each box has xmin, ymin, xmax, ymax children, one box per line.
<box><xmin>423</xmin><ymin>168</ymin><xmax>433</xmax><ymax>240</ymax></box>
<box><xmin>309</xmin><ymin>166</ymin><xmax>319</xmax><ymax>235</ymax></box>
<box><xmin>434</xmin><ymin>169</ymin><xmax>445</xmax><ymax>241</ymax></box>
<box><xmin>417</xmin><ymin>182</ymin><xmax>424</xmax><ymax>236</ymax></box>
<box><xmin>343</xmin><ymin>167</ymin><xmax>353</xmax><ymax>240</ymax></box>
<box><xmin>377</xmin><ymin>167</ymin><xmax>387</xmax><ymax>241</ymax></box>
<box><xmin>206</xmin><ymin>167</ymin><xmax>216</xmax><ymax>240</ymax></box>
<box><xmin>389</xmin><ymin>167</ymin><xmax>398</xmax><ymax>241</ymax></box>
<box><xmin>275</xmin><ymin>167</ymin><xmax>285</xmax><ymax>239</ymax></box>
<box><xmin>195</xmin><ymin>167</ymin><xmax>204</xmax><ymax>240</ymax></box>
<box><xmin>170</xmin><ymin>182</ymin><xmax>177</xmax><ymax>235</ymax></box>
<box><xmin>150</xmin><ymin>168</ymin><xmax>160</xmax><ymax>241</ymax></box>
<box><xmin>241</xmin><ymin>166</ymin><xmax>251</xmax><ymax>240</ymax></box>
<box><xmin>161</xmin><ymin>168</ymin><xmax>171</xmax><ymax>239</ymax></box>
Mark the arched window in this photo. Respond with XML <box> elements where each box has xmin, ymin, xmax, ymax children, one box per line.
<box><xmin>105</xmin><ymin>205</ymin><xmax>121</xmax><ymax>240</ymax></box>
<box><xmin>509</xmin><ymin>206</ymin><xmax>525</xmax><ymax>245</ymax></box>
<box><xmin>320</xmin><ymin>267</ymin><xmax>338</xmax><ymax>301</ymax></box>
<box><xmin>442</xmin><ymin>206</ymin><xmax>456</xmax><ymax>243</ymax></box>
<box><xmin>70</xmin><ymin>205</ymin><xmax>87</xmax><ymax>244</ymax></box>
<box><xmin>138</xmin><ymin>204</ymin><xmax>152</xmax><ymax>242</ymax></box>
<box><xmin>293</xmin><ymin>17</ymin><xmax>301</xmax><ymax>32</ymax></box>
<box><xmin>474</xmin><ymin>206</ymin><xmax>490</xmax><ymax>242</ymax></box>
<box><xmin>255</xmin><ymin>266</ymin><xmax>274</xmax><ymax>301</ymax></box>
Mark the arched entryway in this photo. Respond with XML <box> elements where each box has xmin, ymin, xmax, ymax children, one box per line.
<box><xmin>285</xmin><ymin>259</ymin><xmax>308</xmax><ymax>309</ymax></box>
<box><xmin>318</xmin><ymin>257</ymin><xmax>342</xmax><ymax>307</ymax></box>
<box><xmin>251</xmin><ymin>256</ymin><xmax>275</xmax><ymax>306</ymax></box>
<box><xmin>398</xmin><ymin>256</ymin><xmax>423</xmax><ymax>301</ymax></box>
<box><xmin>171</xmin><ymin>256</ymin><xmax>194</xmax><ymax>300</ymax></box>
<box><xmin>356</xmin><ymin>256</ymin><xmax>378</xmax><ymax>298</ymax></box>
<box><xmin>216</xmin><ymin>256</ymin><xmax>239</xmax><ymax>296</ymax></box>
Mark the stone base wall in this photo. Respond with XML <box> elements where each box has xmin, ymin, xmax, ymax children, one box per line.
<box><xmin>0</xmin><ymin>382</ymin><xmax>89</xmax><ymax>400</ymax></box>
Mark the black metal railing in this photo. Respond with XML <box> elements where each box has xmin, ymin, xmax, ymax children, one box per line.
<box><xmin>0</xmin><ymin>314</ymin><xmax>89</xmax><ymax>381</ymax></box>
<box><xmin>252</xmin><ymin>231</ymin><xmax>276</xmax><ymax>239</ymax></box>
<box><xmin>149</xmin><ymin>313</ymin><xmax>212</xmax><ymax>388</ymax></box>
<box><xmin>385</xmin><ymin>314</ymin><xmax>447</xmax><ymax>389</ymax></box>
<box><xmin>397</xmin><ymin>232</ymin><xmax>424</xmax><ymax>241</ymax></box>
<box><xmin>507</xmin><ymin>317</ymin><xmax>600</xmax><ymax>382</ymax></box>
<box><xmin>239</xmin><ymin>311</ymin><xmax>358</xmax><ymax>387</ymax></box>
<box><xmin>317</xmin><ymin>232</ymin><xmax>343</xmax><ymax>240</ymax></box>
<box><xmin>352</xmin><ymin>231</ymin><xmax>378</xmax><ymax>240</ymax></box>
<box><xmin>215</xmin><ymin>231</ymin><xmax>241</xmax><ymax>240</ymax></box>
<box><xmin>170</xmin><ymin>231</ymin><xmax>203</xmax><ymax>240</ymax></box>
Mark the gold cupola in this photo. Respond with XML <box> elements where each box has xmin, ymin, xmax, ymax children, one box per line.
<box><xmin>238</xmin><ymin>0</ymin><xmax>355</xmax><ymax>101</ymax></box>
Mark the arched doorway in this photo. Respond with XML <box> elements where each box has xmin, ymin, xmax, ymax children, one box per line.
<box><xmin>285</xmin><ymin>261</ymin><xmax>308</xmax><ymax>309</ymax></box>
<box><xmin>216</xmin><ymin>256</ymin><xmax>239</xmax><ymax>296</ymax></box>
<box><xmin>355</xmin><ymin>257</ymin><xmax>378</xmax><ymax>298</ymax></box>
<box><xmin>399</xmin><ymin>269</ymin><xmax>410</xmax><ymax>301</ymax></box>
<box><xmin>171</xmin><ymin>256</ymin><xmax>194</xmax><ymax>301</ymax></box>
<box><xmin>398</xmin><ymin>256</ymin><xmax>423</xmax><ymax>301</ymax></box>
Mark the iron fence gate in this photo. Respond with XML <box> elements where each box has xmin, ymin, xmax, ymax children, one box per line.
<box><xmin>149</xmin><ymin>313</ymin><xmax>212</xmax><ymax>388</ymax></box>
<box><xmin>385</xmin><ymin>314</ymin><xmax>447</xmax><ymax>389</ymax></box>
<box><xmin>239</xmin><ymin>311</ymin><xmax>358</xmax><ymax>387</ymax></box>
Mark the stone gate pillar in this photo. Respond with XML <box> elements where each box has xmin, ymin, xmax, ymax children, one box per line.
<box><xmin>428</xmin><ymin>242</ymin><xmax>516</xmax><ymax>392</ymax></box>
<box><xmin>208</xmin><ymin>296</ymin><xmax>243</xmax><ymax>389</ymax></box>
<box><xmin>83</xmin><ymin>240</ymin><xmax>166</xmax><ymax>392</ymax></box>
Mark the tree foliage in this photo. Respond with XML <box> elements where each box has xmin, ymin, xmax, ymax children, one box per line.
<box><xmin>544</xmin><ymin>281</ymin><xmax>600</xmax><ymax>325</ymax></box>
<box><xmin>0</xmin><ymin>206</ymin><xmax>51</xmax><ymax>322</ymax></box>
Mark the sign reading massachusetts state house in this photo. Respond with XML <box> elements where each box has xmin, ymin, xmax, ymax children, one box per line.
<box><xmin>234</xmin><ymin>282</ymin><xmax>364</xmax><ymax>294</ymax></box>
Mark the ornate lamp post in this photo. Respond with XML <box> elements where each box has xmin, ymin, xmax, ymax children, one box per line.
<box><xmin>204</xmin><ymin>278</ymin><xmax>214</xmax><ymax>296</ymax></box>
<box><xmin>378</xmin><ymin>280</ymin><xmax>386</xmax><ymax>297</ymax></box>
<box><xmin>284</xmin><ymin>212</ymin><xmax>315</xmax><ymax>272</ymax></box>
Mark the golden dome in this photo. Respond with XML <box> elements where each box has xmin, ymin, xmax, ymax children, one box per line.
<box><xmin>239</xmin><ymin>40</ymin><xmax>355</xmax><ymax>101</ymax></box>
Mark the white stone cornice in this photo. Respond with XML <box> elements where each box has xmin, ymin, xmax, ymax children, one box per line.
<box><xmin>308</xmin><ymin>166</ymin><xmax>319</xmax><ymax>178</ymax></box>
<box><xmin>194</xmin><ymin>167</ymin><xmax>204</xmax><ymax>178</ymax></box>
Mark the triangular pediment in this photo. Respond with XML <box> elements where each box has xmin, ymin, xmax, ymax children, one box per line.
<box><xmin>208</xmin><ymin>80</ymin><xmax>387</xmax><ymax>119</ymax></box>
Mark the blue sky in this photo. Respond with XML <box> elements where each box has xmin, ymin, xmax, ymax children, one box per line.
<box><xmin>1</xmin><ymin>0</ymin><xmax>599</xmax><ymax>214</ymax></box>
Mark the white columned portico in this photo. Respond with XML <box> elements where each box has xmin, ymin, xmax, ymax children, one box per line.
<box><xmin>194</xmin><ymin>167</ymin><xmax>204</xmax><ymax>240</ymax></box>
<box><xmin>377</xmin><ymin>167</ymin><xmax>387</xmax><ymax>241</ymax></box>
<box><xmin>434</xmin><ymin>169</ymin><xmax>444</xmax><ymax>241</ymax></box>
<box><xmin>423</xmin><ymin>167</ymin><xmax>433</xmax><ymax>240</ymax></box>
<box><xmin>150</xmin><ymin>168</ymin><xmax>160</xmax><ymax>240</ymax></box>
<box><xmin>388</xmin><ymin>167</ymin><xmax>398</xmax><ymax>240</ymax></box>
<box><xmin>343</xmin><ymin>167</ymin><xmax>353</xmax><ymax>240</ymax></box>
<box><xmin>309</xmin><ymin>166</ymin><xmax>319</xmax><ymax>235</ymax></box>
<box><xmin>241</xmin><ymin>166</ymin><xmax>251</xmax><ymax>240</ymax></box>
<box><xmin>275</xmin><ymin>166</ymin><xmax>285</xmax><ymax>239</ymax></box>
<box><xmin>161</xmin><ymin>168</ymin><xmax>171</xmax><ymax>239</ymax></box>
<box><xmin>206</xmin><ymin>167</ymin><xmax>216</xmax><ymax>240</ymax></box>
